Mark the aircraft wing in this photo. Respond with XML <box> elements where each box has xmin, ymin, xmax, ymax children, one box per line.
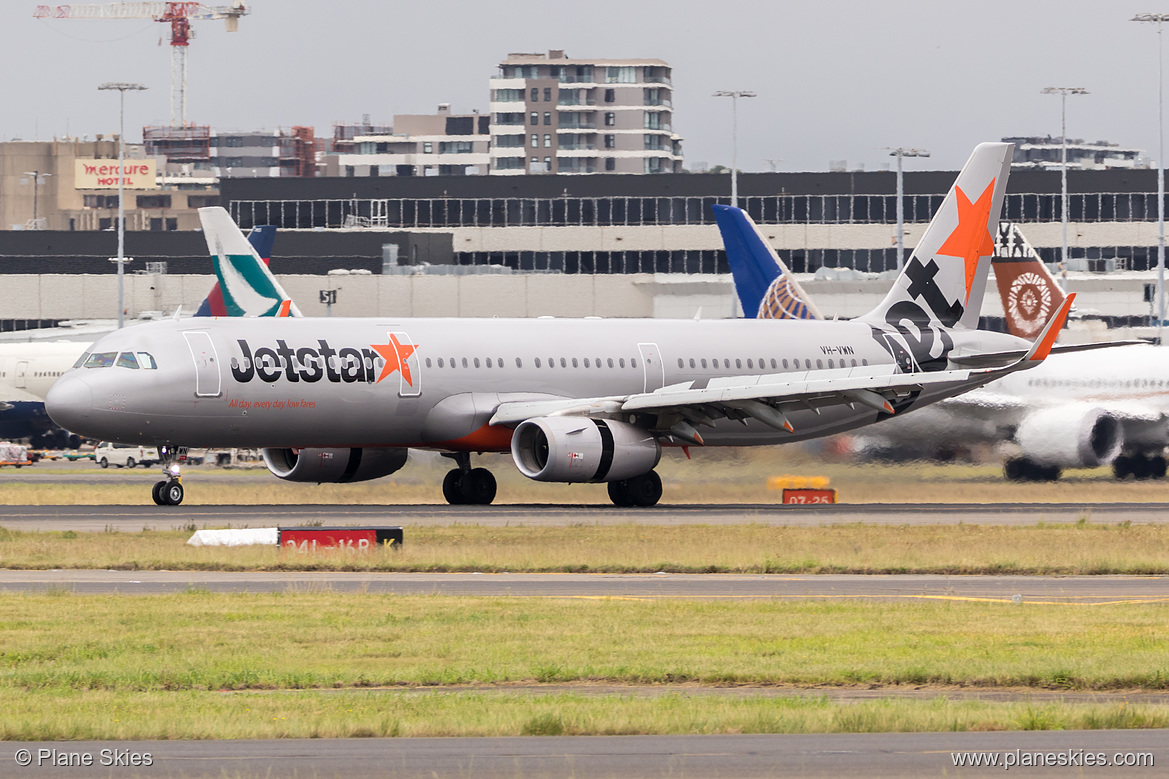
<box><xmin>490</xmin><ymin>360</ymin><xmax>1036</xmax><ymax>436</ymax></box>
<box><xmin>490</xmin><ymin>295</ymin><xmax>1073</xmax><ymax>441</ymax></box>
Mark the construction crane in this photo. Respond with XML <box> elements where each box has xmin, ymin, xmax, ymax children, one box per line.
<box><xmin>33</xmin><ymin>2</ymin><xmax>248</xmax><ymax>127</ymax></box>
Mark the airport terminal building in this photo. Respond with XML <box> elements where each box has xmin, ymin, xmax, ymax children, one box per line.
<box><xmin>221</xmin><ymin>166</ymin><xmax>1168</xmax><ymax>277</ymax></box>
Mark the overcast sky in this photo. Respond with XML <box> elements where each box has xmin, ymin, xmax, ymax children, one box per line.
<box><xmin>6</xmin><ymin>0</ymin><xmax>1169</xmax><ymax>172</ymax></box>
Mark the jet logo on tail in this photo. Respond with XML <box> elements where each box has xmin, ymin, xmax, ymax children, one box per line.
<box><xmin>935</xmin><ymin>180</ymin><xmax>997</xmax><ymax>304</ymax></box>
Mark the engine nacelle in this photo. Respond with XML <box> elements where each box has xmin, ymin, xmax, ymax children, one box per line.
<box><xmin>511</xmin><ymin>417</ymin><xmax>660</xmax><ymax>483</ymax></box>
<box><xmin>1015</xmin><ymin>405</ymin><xmax>1122</xmax><ymax>468</ymax></box>
<box><xmin>262</xmin><ymin>447</ymin><xmax>409</xmax><ymax>483</ymax></box>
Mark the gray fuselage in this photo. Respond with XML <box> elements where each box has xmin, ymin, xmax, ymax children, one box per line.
<box><xmin>46</xmin><ymin>316</ymin><xmax>1023</xmax><ymax>451</ymax></box>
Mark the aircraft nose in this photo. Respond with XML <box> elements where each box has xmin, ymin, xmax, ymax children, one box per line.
<box><xmin>46</xmin><ymin>375</ymin><xmax>93</xmax><ymax>433</ymax></box>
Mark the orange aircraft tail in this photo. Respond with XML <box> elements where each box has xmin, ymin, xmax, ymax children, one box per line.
<box><xmin>991</xmin><ymin>221</ymin><xmax>1067</xmax><ymax>339</ymax></box>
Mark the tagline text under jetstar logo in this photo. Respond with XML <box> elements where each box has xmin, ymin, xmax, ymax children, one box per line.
<box><xmin>230</xmin><ymin>338</ymin><xmax>416</xmax><ymax>385</ymax></box>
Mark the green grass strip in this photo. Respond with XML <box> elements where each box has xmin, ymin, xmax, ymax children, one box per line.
<box><xmin>3</xmin><ymin>593</ymin><xmax>1169</xmax><ymax>693</ymax></box>
<box><xmin>3</xmin><ymin>523</ymin><xmax>1169</xmax><ymax>575</ymax></box>
<box><xmin>3</xmin><ymin>689</ymin><xmax>1168</xmax><ymax>741</ymax></box>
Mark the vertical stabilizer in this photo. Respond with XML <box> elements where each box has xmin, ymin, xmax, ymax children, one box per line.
<box><xmin>712</xmin><ymin>204</ymin><xmax>822</xmax><ymax>320</ymax></box>
<box><xmin>991</xmin><ymin>222</ymin><xmax>1067</xmax><ymax>339</ymax></box>
<box><xmin>859</xmin><ymin>142</ymin><xmax>1013</xmax><ymax>331</ymax></box>
<box><xmin>197</xmin><ymin>207</ymin><xmax>301</xmax><ymax>318</ymax></box>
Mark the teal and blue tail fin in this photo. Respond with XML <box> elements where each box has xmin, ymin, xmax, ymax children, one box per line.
<box><xmin>195</xmin><ymin>207</ymin><xmax>300</xmax><ymax>318</ymax></box>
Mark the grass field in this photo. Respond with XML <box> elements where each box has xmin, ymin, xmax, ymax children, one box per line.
<box><xmin>4</xmin><ymin>690</ymin><xmax>1166</xmax><ymax>741</ymax></box>
<box><xmin>2</xmin><ymin>523</ymin><xmax>1168</xmax><ymax>574</ymax></box>
<box><xmin>8</xmin><ymin>448</ymin><xmax>1169</xmax><ymax>504</ymax></box>
<box><xmin>3</xmin><ymin>592</ymin><xmax>1169</xmax><ymax>739</ymax></box>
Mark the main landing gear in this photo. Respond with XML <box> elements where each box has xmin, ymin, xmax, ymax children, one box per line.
<box><xmin>151</xmin><ymin>445</ymin><xmax>185</xmax><ymax>506</ymax></box>
<box><xmin>441</xmin><ymin>452</ymin><xmax>497</xmax><ymax>505</ymax></box>
<box><xmin>1004</xmin><ymin>457</ymin><xmax>1061</xmax><ymax>482</ymax></box>
<box><xmin>1112</xmin><ymin>453</ymin><xmax>1168</xmax><ymax>480</ymax></box>
<box><xmin>607</xmin><ymin>470</ymin><xmax>663</xmax><ymax>507</ymax></box>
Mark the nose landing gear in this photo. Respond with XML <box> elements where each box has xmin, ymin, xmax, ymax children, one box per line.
<box><xmin>151</xmin><ymin>445</ymin><xmax>185</xmax><ymax>506</ymax></box>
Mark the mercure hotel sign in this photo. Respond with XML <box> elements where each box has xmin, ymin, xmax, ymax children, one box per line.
<box><xmin>74</xmin><ymin>159</ymin><xmax>158</xmax><ymax>190</ymax></box>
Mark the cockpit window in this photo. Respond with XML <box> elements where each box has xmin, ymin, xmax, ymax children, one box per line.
<box><xmin>83</xmin><ymin>352</ymin><xmax>117</xmax><ymax>368</ymax></box>
<box><xmin>73</xmin><ymin>353</ymin><xmax>90</xmax><ymax>369</ymax></box>
<box><xmin>116</xmin><ymin>352</ymin><xmax>140</xmax><ymax>369</ymax></box>
<box><xmin>137</xmin><ymin>352</ymin><xmax>158</xmax><ymax>370</ymax></box>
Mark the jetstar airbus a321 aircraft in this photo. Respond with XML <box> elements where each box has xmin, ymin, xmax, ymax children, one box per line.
<box><xmin>47</xmin><ymin>143</ymin><xmax>1070</xmax><ymax>507</ymax></box>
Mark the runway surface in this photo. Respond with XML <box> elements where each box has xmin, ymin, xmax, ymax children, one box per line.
<box><xmin>4</xmin><ymin>731</ymin><xmax>1164</xmax><ymax>778</ymax></box>
<box><xmin>2</xmin><ymin>501</ymin><xmax>1168</xmax><ymax>531</ymax></box>
<box><xmin>1</xmin><ymin>570</ymin><xmax>1166</xmax><ymax>602</ymax></box>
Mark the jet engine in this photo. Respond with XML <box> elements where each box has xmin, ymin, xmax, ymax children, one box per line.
<box><xmin>1014</xmin><ymin>405</ymin><xmax>1122</xmax><ymax>468</ymax></box>
<box><xmin>511</xmin><ymin>417</ymin><xmax>660</xmax><ymax>482</ymax></box>
<box><xmin>261</xmin><ymin>447</ymin><xmax>409</xmax><ymax>483</ymax></box>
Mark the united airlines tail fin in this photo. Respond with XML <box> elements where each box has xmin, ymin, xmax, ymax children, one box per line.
<box><xmin>196</xmin><ymin>207</ymin><xmax>300</xmax><ymax>318</ymax></box>
<box><xmin>990</xmin><ymin>222</ymin><xmax>1067</xmax><ymax>339</ymax></box>
<box><xmin>712</xmin><ymin>204</ymin><xmax>822</xmax><ymax>320</ymax></box>
<box><xmin>859</xmin><ymin>142</ymin><xmax>1013</xmax><ymax>331</ymax></box>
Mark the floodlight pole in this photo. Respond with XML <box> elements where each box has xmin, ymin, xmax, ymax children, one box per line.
<box><xmin>1133</xmin><ymin>15</ymin><xmax>1169</xmax><ymax>335</ymax></box>
<box><xmin>98</xmin><ymin>82</ymin><xmax>147</xmax><ymax>329</ymax></box>
<box><xmin>713</xmin><ymin>90</ymin><xmax>756</xmax><ymax>208</ymax></box>
<box><xmin>1041</xmin><ymin>87</ymin><xmax>1089</xmax><ymax>286</ymax></box>
<box><xmin>886</xmin><ymin>148</ymin><xmax>930</xmax><ymax>270</ymax></box>
<box><xmin>21</xmin><ymin>171</ymin><xmax>52</xmax><ymax>228</ymax></box>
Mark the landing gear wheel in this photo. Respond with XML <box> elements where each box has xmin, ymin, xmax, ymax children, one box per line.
<box><xmin>152</xmin><ymin>481</ymin><xmax>167</xmax><ymax>506</ymax></box>
<box><xmin>617</xmin><ymin>470</ymin><xmax>663</xmax><ymax>507</ymax></box>
<box><xmin>442</xmin><ymin>469</ymin><xmax>466</xmax><ymax>505</ymax></box>
<box><xmin>607</xmin><ymin>480</ymin><xmax>635</xmax><ymax>507</ymax></box>
<box><xmin>462</xmin><ymin>468</ymin><xmax>497</xmax><ymax>505</ymax></box>
<box><xmin>1152</xmin><ymin>455</ymin><xmax>1167</xmax><ymax>479</ymax></box>
<box><xmin>1113</xmin><ymin>455</ymin><xmax>1132</xmax><ymax>480</ymax></box>
<box><xmin>1004</xmin><ymin>458</ymin><xmax>1060</xmax><ymax>482</ymax></box>
<box><xmin>162</xmin><ymin>481</ymin><xmax>184</xmax><ymax>506</ymax></box>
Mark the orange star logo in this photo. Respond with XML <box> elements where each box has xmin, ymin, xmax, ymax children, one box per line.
<box><xmin>936</xmin><ymin>179</ymin><xmax>996</xmax><ymax>302</ymax></box>
<box><xmin>371</xmin><ymin>334</ymin><xmax>417</xmax><ymax>385</ymax></box>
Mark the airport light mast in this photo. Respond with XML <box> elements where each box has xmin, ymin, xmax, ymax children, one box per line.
<box><xmin>98</xmin><ymin>81</ymin><xmax>147</xmax><ymax>329</ymax></box>
<box><xmin>1040</xmin><ymin>87</ymin><xmax>1089</xmax><ymax>287</ymax></box>
<box><xmin>886</xmin><ymin>147</ymin><xmax>930</xmax><ymax>271</ymax></box>
<box><xmin>1132</xmin><ymin>13</ymin><xmax>1169</xmax><ymax>335</ymax></box>
<box><xmin>21</xmin><ymin>171</ymin><xmax>52</xmax><ymax>229</ymax></box>
<box><xmin>713</xmin><ymin>90</ymin><xmax>756</xmax><ymax>208</ymax></box>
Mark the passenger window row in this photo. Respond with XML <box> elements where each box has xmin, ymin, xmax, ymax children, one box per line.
<box><xmin>421</xmin><ymin>356</ymin><xmax>644</xmax><ymax>370</ymax></box>
<box><xmin>675</xmin><ymin>357</ymin><xmax>867</xmax><ymax>370</ymax></box>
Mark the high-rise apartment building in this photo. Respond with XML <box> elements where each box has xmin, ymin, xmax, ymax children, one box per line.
<box><xmin>488</xmin><ymin>50</ymin><xmax>683</xmax><ymax>175</ymax></box>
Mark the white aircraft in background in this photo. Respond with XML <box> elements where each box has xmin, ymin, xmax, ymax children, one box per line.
<box><xmin>0</xmin><ymin>227</ymin><xmax>290</xmax><ymax>448</ymax></box>
<box><xmin>47</xmin><ymin>143</ymin><xmax>1073</xmax><ymax>506</ymax></box>
<box><xmin>715</xmin><ymin>206</ymin><xmax>1158</xmax><ymax>481</ymax></box>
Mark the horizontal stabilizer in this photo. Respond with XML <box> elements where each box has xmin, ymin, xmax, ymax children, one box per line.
<box><xmin>947</xmin><ymin>338</ymin><xmax>1145</xmax><ymax>369</ymax></box>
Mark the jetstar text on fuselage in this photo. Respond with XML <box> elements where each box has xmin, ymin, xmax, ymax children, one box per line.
<box><xmin>231</xmin><ymin>339</ymin><xmax>390</xmax><ymax>384</ymax></box>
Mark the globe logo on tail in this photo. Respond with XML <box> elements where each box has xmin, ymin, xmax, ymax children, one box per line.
<box><xmin>757</xmin><ymin>276</ymin><xmax>813</xmax><ymax>320</ymax></box>
<box><xmin>1007</xmin><ymin>272</ymin><xmax>1052</xmax><ymax>339</ymax></box>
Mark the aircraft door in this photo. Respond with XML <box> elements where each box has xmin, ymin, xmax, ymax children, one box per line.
<box><xmin>387</xmin><ymin>331</ymin><xmax>422</xmax><ymax>398</ymax></box>
<box><xmin>183</xmin><ymin>331</ymin><xmax>222</xmax><ymax>397</ymax></box>
<box><xmin>638</xmin><ymin>343</ymin><xmax>665</xmax><ymax>393</ymax></box>
<box><xmin>14</xmin><ymin>361</ymin><xmax>28</xmax><ymax>389</ymax></box>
